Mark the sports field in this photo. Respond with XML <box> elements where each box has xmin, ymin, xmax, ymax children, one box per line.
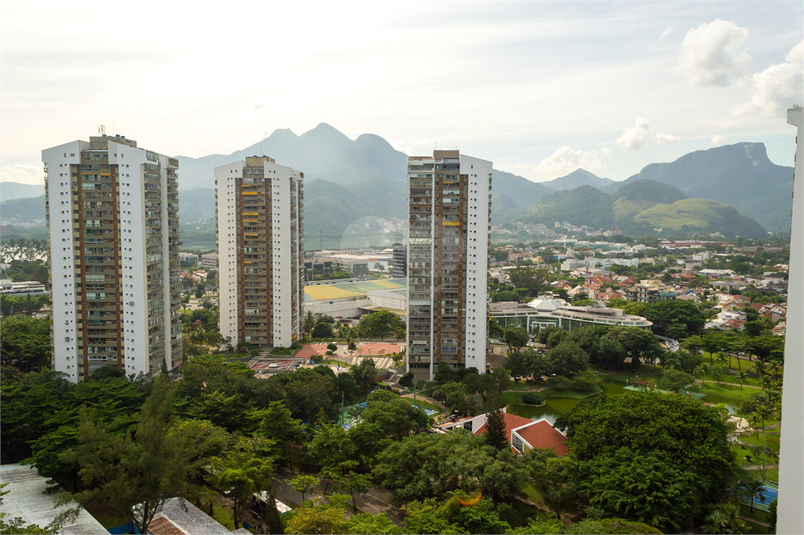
<box><xmin>304</xmin><ymin>279</ymin><xmax>406</xmax><ymax>301</ymax></box>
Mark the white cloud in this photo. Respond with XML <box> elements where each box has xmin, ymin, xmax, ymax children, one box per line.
<box><xmin>652</xmin><ymin>26</ymin><xmax>675</xmax><ymax>51</ymax></box>
<box><xmin>535</xmin><ymin>146</ymin><xmax>611</xmax><ymax>181</ymax></box>
<box><xmin>616</xmin><ymin>118</ymin><xmax>680</xmax><ymax>150</ymax></box>
<box><xmin>733</xmin><ymin>40</ymin><xmax>804</xmax><ymax>117</ymax></box>
<box><xmin>678</xmin><ymin>19</ymin><xmax>752</xmax><ymax>86</ymax></box>
<box><xmin>1</xmin><ymin>163</ymin><xmax>43</xmax><ymax>185</ymax></box>
<box><xmin>712</xmin><ymin>135</ymin><xmax>726</xmax><ymax>146</ymax></box>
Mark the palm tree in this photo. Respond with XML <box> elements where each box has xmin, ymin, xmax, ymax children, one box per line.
<box><xmin>188</xmin><ymin>326</ymin><xmax>208</xmax><ymax>346</ymax></box>
<box><xmin>736</xmin><ymin>371</ymin><xmax>748</xmax><ymax>391</ymax></box>
<box><xmin>760</xmin><ymin>375</ymin><xmax>774</xmax><ymax>393</ymax></box>
<box><xmin>751</xmin><ymin>359</ymin><xmax>767</xmax><ymax>378</ymax></box>
<box><xmin>698</xmin><ymin>362</ymin><xmax>709</xmax><ymax>383</ymax></box>
<box><xmin>303</xmin><ymin>311</ymin><xmax>315</xmax><ymax>339</ymax></box>
<box><xmin>767</xmin><ymin>361</ymin><xmax>781</xmax><ymax>381</ymax></box>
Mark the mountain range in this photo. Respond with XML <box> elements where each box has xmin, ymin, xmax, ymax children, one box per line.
<box><xmin>516</xmin><ymin>180</ymin><xmax>769</xmax><ymax>238</ymax></box>
<box><xmin>0</xmin><ymin>125</ymin><xmax>794</xmax><ymax>243</ymax></box>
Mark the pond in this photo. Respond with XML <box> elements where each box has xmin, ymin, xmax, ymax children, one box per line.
<box><xmin>508</xmin><ymin>379</ymin><xmax>629</xmax><ymax>424</ymax></box>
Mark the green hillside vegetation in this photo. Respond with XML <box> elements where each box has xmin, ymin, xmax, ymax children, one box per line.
<box><xmin>523</xmin><ymin>185</ymin><xmax>614</xmax><ymax>229</ymax></box>
<box><xmin>613</xmin><ymin>180</ymin><xmax>688</xmax><ymax>227</ymax></box>
<box><xmin>518</xmin><ymin>179</ymin><xmax>767</xmax><ymax>238</ymax></box>
<box><xmin>634</xmin><ymin>198</ymin><xmax>768</xmax><ymax>238</ymax></box>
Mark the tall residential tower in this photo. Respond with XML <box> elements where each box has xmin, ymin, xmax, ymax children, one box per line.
<box><xmin>215</xmin><ymin>157</ymin><xmax>304</xmax><ymax>348</ymax></box>
<box><xmin>406</xmin><ymin>150</ymin><xmax>492</xmax><ymax>379</ymax></box>
<box><xmin>43</xmin><ymin>135</ymin><xmax>182</xmax><ymax>382</ymax></box>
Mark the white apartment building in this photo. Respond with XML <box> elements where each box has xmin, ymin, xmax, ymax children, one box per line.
<box><xmin>407</xmin><ymin>150</ymin><xmax>492</xmax><ymax>379</ymax></box>
<box><xmin>215</xmin><ymin>157</ymin><xmax>304</xmax><ymax>349</ymax></box>
<box><xmin>43</xmin><ymin>135</ymin><xmax>182</xmax><ymax>382</ymax></box>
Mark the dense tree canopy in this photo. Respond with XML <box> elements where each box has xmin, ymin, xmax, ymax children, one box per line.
<box><xmin>0</xmin><ymin>315</ymin><xmax>51</xmax><ymax>371</ymax></box>
<box><xmin>558</xmin><ymin>392</ymin><xmax>737</xmax><ymax>532</ymax></box>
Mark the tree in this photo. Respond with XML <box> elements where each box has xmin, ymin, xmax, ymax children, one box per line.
<box><xmin>347</xmin><ymin>512</ymin><xmax>402</xmax><ymax>535</ymax></box>
<box><xmin>736</xmin><ymin>370</ymin><xmax>748</xmax><ymax>391</ymax></box>
<box><xmin>398</xmin><ymin>372</ymin><xmax>414</xmax><ymax>388</ymax></box>
<box><xmin>580</xmin><ymin>449</ymin><xmax>701</xmax><ymax>533</ymax></box>
<box><xmin>303</xmin><ymin>311</ymin><xmax>316</xmax><ymax>338</ymax></box>
<box><xmin>357</xmin><ymin>310</ymin><xmax>405</xmax><ymax>340</ymax></box>
<box><xmin>64</xmin><ymin>378</ymin><xmax>228</xmax><ymax>534</ymax></box>
<box><xmin>701</xmin><ymin>502</ymin><xmax>746</xmax><ymax>534</ymax></box>
<box><xmin>312</xmin><ymin>322</ymin><xmax>333</xmax><ymax>339</ymax></box>
<box><xmin>484</xmin><ymin>408</ymin><xmax>508</xmax><ymax>450</ymax></box>
<box><xmin>290</xmin><ymin>475</ymin><xmax>321</xmax><ymax>504</ymax></box>
<box><xmin>285</xmin><ymin>499</ymin><xmax>350</xmax><ymax>534</ymax></box>
<box><xmin>401</xmin><ymin>499</ymin><xmax>455</xmax><ymax>535</ymax></box>
<box><xmin>546</xmin><ymin>340</ymin><xmax>589</xmax><ymax>376</ymax></box>
<box><xmin>350</xmin><ymin>358</ymin><xmax>378</xmax><ymax>390</ymax></box>
<box><xmin>0</xmin><ymin>315</ymin><xmax>51</xmax><ymax>371</ymax></box>
<box><xmin>208</xmin><ymin>436</ymin><xmax>275</xmax><ymax>529</ymax></box>
<box><xmin>337</xmin><ymin>471</ymin><xmax>371</xmax><ymax>512</ymax></box>
<box><xmin>524</xmin><ymin>448</ymin><xmax>577</xmax><ymax>519</ymax></box>
<box><xmin>503</xmin><ymin>326</ymin><xmax>529</xmax><ymax>356</ymax></box>
<box><xmin>360</xmin><ymin>390</ymin><xmax>428</xmax><ymax>441</ymax></box>
<box><xmin>658</xmin><ymin>368</ymin><xmax>694</xmax><ymax>392</ymax></box>
<box><xmin>710</xmin><ymin>363</ymin><xmax>729</xmax><ymax>387</ymax></box>
<box><xmin>557</xmin><ymin>392</ymin><xmax>737</xmax><ymax>531</ymax></box>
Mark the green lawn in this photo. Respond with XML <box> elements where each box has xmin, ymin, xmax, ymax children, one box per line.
<box><xmin>506</xmin><ymin>381</ymin><xmax>540</xmax><ymax>391</ymax></box>
<box><xmin>698</xmin><ymin>381</ymin><xmax>757</xmax><ymax>403</ymax></box>
<box><xmin>518</xmin><ymin>481</ymin><xmax>545</xmax><ymax>506</ymax></box>
<box><xmin>597</xmin><ymin>371</ymin><xmax>659</xmax><ymax>387</ymax></box>
<box><xmin>747</xmin><ymin>468</ymin><xmax>779</xmax><ymax>484</ymax></box>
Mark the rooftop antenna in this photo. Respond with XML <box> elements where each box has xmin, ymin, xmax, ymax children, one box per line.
<box><xmin>98</xmin><ymin>124</ymin><xmax>106</xmax><ymax>135</ymax></box>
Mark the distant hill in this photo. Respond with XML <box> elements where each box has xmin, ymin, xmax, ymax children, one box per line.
<box><xmin>522</xmin><ymin>185</ymin><xmax>615</xmax><ymax>229</ymax></box>
<box><xmin>612</xmin><ymin>180</ymin><xmax>688</xmax><ymax>226</ymax></box>
<box><xmin>0</xmin><ymin>195</ymin><xmax>45</xmax><ymax>223</ymax></box>
<box><xmin>0</xmin><ymin>182</ymin><xmax>44</xmax><ymax>201</ymax></box>
<box><xmin>490</xmin><ymin>170</ymin><xmax>553</xmax><ymax>224</ymax></box>
<box><xmin>517</xmin><ymin>179</ymin><xmax>767</xmax><ymax>238</ymax></box>
<box><xmin>541</xmin><ymin>168</ymin><xmax>615</xmax><ymax>191</ymax></box>
<box><xmin>177</xmin><ymin>188</ymin><xmax>216</xmax><ymax>224</ymax></box>
<box><xmin>634</xmin><ymin>198</ymin><xmax>768</xmax><ymax>238</ymax></box>
<box><xmin>614</xmin><ymin>143</ymin><xmax>793</xmax><ymax>230</ymax></box>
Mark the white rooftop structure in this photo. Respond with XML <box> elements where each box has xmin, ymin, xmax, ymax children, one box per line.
<box><xmin>0</xmin><ymin>464</ymin><xmax>107</xmax><ymax>535</ymax></box>
<box><xmin>526</xmin><ymin>294</ymin><xmax>570</xmax><ymax>312</ymax></box>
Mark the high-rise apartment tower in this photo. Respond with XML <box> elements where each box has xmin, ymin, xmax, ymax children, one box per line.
<box><xmin>43</xmin><ymin>135</ymin><xmax>182</xmax><ymax>382</ymax></box>
<box><xmin>406</xmin><ymin>150</ymin><xmax>492</xmax><ymax>379</ymax></box>
<box><xmin>216</xmin><ymin>157</ymin><xmax>304</xmax><ymax>348</ymax></box>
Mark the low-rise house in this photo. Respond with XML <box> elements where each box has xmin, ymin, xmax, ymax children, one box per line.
<box><xmin>438</xmin><ymin>408</ymin><xmax>568</xmax><ymax>456</ymax></box>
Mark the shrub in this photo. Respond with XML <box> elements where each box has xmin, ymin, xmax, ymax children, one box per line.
<box><xmin>521</xmin><ymin>393</ymin><xmax>543</xmax><ymax>405</ymax></box>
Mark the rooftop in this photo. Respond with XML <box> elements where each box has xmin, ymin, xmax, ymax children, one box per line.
<box><xmin>0</xmin><ymin>464</ymin><xmax>107</xmax><ymax>535</ymax></box>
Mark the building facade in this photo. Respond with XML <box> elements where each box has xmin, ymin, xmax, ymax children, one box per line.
<box><xmin>43</xmin><ymin>135</ymin><xmax>182</xmax><ymax>382</ymax></box>
<box><xmin>625</xmin><ymin>279</ymin><xmax>678</xmax><ymax>303</ymax></box>
<box><xmin>392</xmin><ymin>245</ymin><xmax>407</xmax><ymax>279</ymax></box>
<box><xmin>216</xmin><ymin>157</ymin><xmax>304</xmax><ymax>348</ymax></box>
<box><xmin>406</xmin><ymin>150</ymin><xmax>492</xmax><ymax>379</ymax></box>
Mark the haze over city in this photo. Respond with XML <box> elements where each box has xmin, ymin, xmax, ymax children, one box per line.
<box><xmin>1</xmin><ymin>1</ymin><xmax>802</xmax><ymax>185</ymax></box>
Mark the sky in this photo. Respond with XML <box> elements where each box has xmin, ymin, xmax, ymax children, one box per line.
<box><xmin>1</xmin><ymin>1</ymin><xmax>802</xmax><ymax>186</ymax></box>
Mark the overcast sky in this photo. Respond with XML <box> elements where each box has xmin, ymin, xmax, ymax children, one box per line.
<box><xmin>2</xmin><ymin>1</ymin><xmax>802</xmax><ymax>186</ymax></box>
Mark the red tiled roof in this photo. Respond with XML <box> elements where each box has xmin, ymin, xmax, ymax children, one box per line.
<box><xmin>515</xmin><ymin>420</ymin><xmax>569</xmax><ymax>457</ymax></box>
<box><xmin>474</xmin><ymin>412</ymin><xmax>533</xmax><ymax>440</ymax></box>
